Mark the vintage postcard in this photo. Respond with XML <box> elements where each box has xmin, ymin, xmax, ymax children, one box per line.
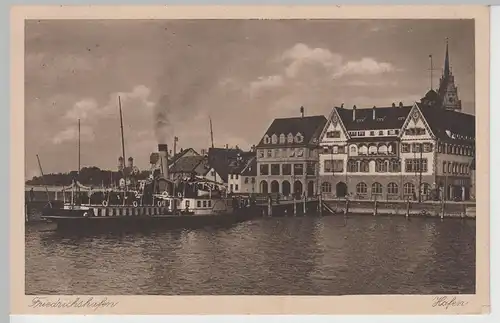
<box><xmin>11</xmin><ymin>5</ymin><xmax>490</xmax><ymax>315</ymax></box>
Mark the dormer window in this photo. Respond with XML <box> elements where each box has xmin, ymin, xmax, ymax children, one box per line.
<box><xmin>264</xmin><ymin>135</ymin><xmax>271</xmax><ymax>144</ymax></box>
<box><xmin>287</xmin><ymin>133</ymin><xmax>294</xmax><ymax>143</ymax></box>
<box><xmin>295</xmin><ymin>132</ymin><xmax>304</xmax><ymax>143</ymax></box>
<box><xmin>279</xmin><ymin>133</ymin><xmax>286</xmax><ymax>144</ymax></box>
<box><xmin>271</xmin><ymin>134</ymin><xmax>278</xmax><ymax>144</ymax></box>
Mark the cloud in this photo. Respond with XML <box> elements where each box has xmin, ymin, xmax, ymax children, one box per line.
<box><xmin>52</xmin><ymin>125</ymin><xmax>95</xmax><ymax>145</ymax></box>
<box><xmin>333</xmin><ymin>58</ymin><xmax>398</xmax><ymax>78</ymax></box>
<box><xmin>248</xmin><ymin>75</ymin><xmax>284</xmax><ymax>96</ymax></box>
<box><xmin>63</xmin><ymin>99</ymin><xmax>99</xmax><ymax>121</ymax></box>
<box><xmin>282</xmin><ymin>43</ymin><xmax>342</xmax><ymax>78</ymax></box>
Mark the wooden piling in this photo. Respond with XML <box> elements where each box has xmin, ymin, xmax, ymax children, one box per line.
<box><xmin>303</xmin><ymin>196</ymin><xmax>306</xmax><ymax>215</ymax></box>
<box><xmin>373</xmin><ymin>199</ymin><xmax>378</xmax><ymax>216</ymax></box>
<box><xmin>319</xmin><ymin>194</ymin><xmax>323</xmax><ymax>216</ymax></box>
<box><xmin>293</xmin><ymin>197</ymin><xmax>297</xmax><ymax>216</ymax></box>
<box><xmin>267</xmin><ymin>197</ymin><xmax>272</xmax><ymax>217</ymax></box>
<box><xmin>441</xmin><ymin>200</ymin><xmax>445</xmax><ymax>219</ymax></box>
<box><xmin>405</xmin><ymin>199</ymin><xmax>410</xmax><ymax>218</ymax></box>
<box><xmin>344</xmin><ymin>199</ymin><xmax>349</xmax><ymax>215</ymax></box>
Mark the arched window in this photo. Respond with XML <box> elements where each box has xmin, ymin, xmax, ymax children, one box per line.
<box><xmin>356</xmin><ymin>182</ymin><xmax>368</xmax><ymax>195</ymax></box>
<box><xmin>287</xmin><ymin>133</ymin><xmax>294</xmax><ymax>143</ymax></box>
<box><xmin>404</xmin><ymin>182</ymin><xmax>415</xmax><ymax>195</ymax></box>
<box><xmin>321</xmin><ymin>182</ymin><xmax>332</xmax><ymax>193</ymax></box>
<box><xmin>387</xmin><ymin>182</ymin><xmax>399</xmax><ymax>194</ymax></box>
<box><xmin>271</xmin><ymin>134</ymin><xmax>278</xmax><ymax>144</ymax></box>
<box><xmin>378</xmin><ymin>144</ymin><xmax>388</xmax><ymax>155</ymax></box>
<box><xmin>368</xmin><ymin>144</ymin><xmax>377</xmax><ymax>155</ymax></box>
<box><xmin>264</xmin><ymin>135</ymin><xmax>271</xmax><ymax>144</ymax></box>
<box><xmin>389</xmin><ymin>160</ymin><xmax>400</xmax><ymax>172</ymax></box>
<box><xmin>371</xmin><ymin>182</ymin><xmax>383</xmax><ymax>195</ymax></box>
<box><xmin>376</xmin><ymin>160</ymin><xmax>388</xmax><ymax>172</ymax></box>
<box><xmin>359</xmin><ymin>145</ymin><xmax>368</xmax><ymax>155</ymax></box>
<box><xmin>279</xmin><ymin>134</ymin><xmax>286</xmax><ymax>144</ymax></box>
<box><xmin>360</xmin><ymin>160</ymin><xmax>369</xmax><ymax>172</ymax></box>
<box><xmin>347</xmin><ymin>160</ymin><xmax>358</xmax><ymax>172</ymax></box>
<box><xmin>295</xmin><ymin>132</ymin><xmax>304</xmax><ymax>143</ymax></box>
<box><xmin>350</xmin><ymin>145</ymin><xmax>357</xmax><ymax>155</ymax></box>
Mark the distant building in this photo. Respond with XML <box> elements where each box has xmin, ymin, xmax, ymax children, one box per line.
<box><xmin>228</xmin><ymin>152</ymin><xmax>257</xmax><ymax>194</ymax></box>
<box><xmin>255</xmin><ymin>110</ymin><xmax>327</xmax><ymax>198</ymax></box>
<box><xmin>201</xmin><ymin>147</ymin><xmax>243</xmax><ymax>185</ymax></box>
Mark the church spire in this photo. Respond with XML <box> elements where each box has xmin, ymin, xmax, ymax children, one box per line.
<box><xmin>444</xmin><ymin>38</ymin><xmax>450</xmax><ymax>76</ymax></box>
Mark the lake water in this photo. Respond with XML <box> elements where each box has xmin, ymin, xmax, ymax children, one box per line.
<box><xmin>25</xmin><ymin>215</ymin><xmax>475</xmax><ymax>295</ymax></box>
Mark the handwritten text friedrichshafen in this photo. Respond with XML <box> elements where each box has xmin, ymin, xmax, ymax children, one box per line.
<box><xmin>29</xmin><ymin>297</ymin><xmax>118</xmax><ymax>311</ymax></box>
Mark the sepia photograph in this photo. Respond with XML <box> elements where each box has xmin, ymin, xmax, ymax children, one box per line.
<box><xmin>11</xmin><ymin>5</ymin><xmax>490</xmax><ymax>315</ymax></box>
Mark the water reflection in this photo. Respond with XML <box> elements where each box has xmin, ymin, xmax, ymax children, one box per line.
<box><xmin>25</xmin><ymin>216</ymin><xmax>475</xmax><ymax>295</ymax></box>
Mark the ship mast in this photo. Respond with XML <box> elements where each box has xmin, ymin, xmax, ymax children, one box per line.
<box><xmin>118</xmin><ymin>96</ymin><xmax>127</xmax><ymax>197</ymax></box>
<box><xmin>209</xmin><ymin>117</ymin><xmax>214</xmax><ymax>148</ymax></box>
<box><xmin>77</xmin><ymin>119</ymin><xmax>81</xmax><ymax>203</ymax></box>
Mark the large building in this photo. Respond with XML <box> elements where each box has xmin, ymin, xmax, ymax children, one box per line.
<box><xmin>255</xmin><ymin>110</ymin><xmax>327</xmax><ymax>198</ymax></box>
<box><xmin>227</xmin><ymin>151</ymin><xmax>257</xmax><ymax>194</ymax></box>
<box><xmin>318</xmin><ymin>101</ymin><xmax>475</xmax><ymax>201</ymax></box>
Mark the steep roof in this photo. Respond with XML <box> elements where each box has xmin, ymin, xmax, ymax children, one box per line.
<box><xmin>241</xmin><ymin>156</ymin><xmax>257</xmax><ymax>176</ymax></box>
<box><xmin>168</xmin><ymin>148</ymin><xmax>199</xmax><ymax>166</ymax></box>
<box><xmin>416</xmin><ymin>103</ymin><xmax>475</xmax><ymax>143</ymax></box>
<box><xmin>257</xmin><ymin>115</ymin><xmax>327</xmax><ymax>148</ymax></box>
<box><xmin>228</xmin><ymin>152</ymin><xmax>257</xmax><ymax>175</ymax></box>
<box><xmin>207</xmin><ymin>147</ymin><xmax>243</xmax><ymax>182</ymax></box>
<box><xmin>336</xmin><ymin>105</ymin><xmax>412</xmax><ymax>131</ymax></box>
<box><xmin>169</xmin><ymin>155</ymin><xmax>205</xmax><ymax>174</ymax></box>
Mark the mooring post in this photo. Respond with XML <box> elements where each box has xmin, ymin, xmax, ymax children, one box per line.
<box><xmin>344</xmin><ymin>198</ymin><xmax>349</xmax><ymax>215</ymax></box>
<box><xmin>406</xmin><ymin>199</ymin><xmax>410</xmax><ymax>218</ymax></box>
<box><xmin>25</xmin><ymin>203</ymin><xmax>29</xmax><ymax>223</ymax></box>
<box><xmin>267</xmin><ymin>196</ymin><xmax>272</xmax><ymax>217</ymax></box>
<box><xmin>303</xmin><ymin>195</ymin><xmax>306</xmax><ymax>215</ymax></box>
<box><xmin>293</xmin><ymin>196</ymin><xmax>297</xmax><ymax>216</ymax></box>
<box><xmin>373</xmin><ymin>198</ymin><xmax>378</xmax><ymax>216</ymax></box>
<box><xmin>441</xmin><ymin>200</ymin><xmax>445</xmax><ymax>219</ymax></box>
<box><xmin>319</xmin><ymin>194</ymin><xmax>323</xmax><ymax>216</ymax></box>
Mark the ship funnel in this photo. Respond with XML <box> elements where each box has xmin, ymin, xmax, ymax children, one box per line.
<box><xmin>158</xmin><ymin>144</ymin><xmax>169</xmax><ymax>179</ymax></box>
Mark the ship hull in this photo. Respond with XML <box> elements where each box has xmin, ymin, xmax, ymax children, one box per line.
<box><xmin>41</xmin><ymin>206</ymin><xmax>258</xmax><ymax>233</ymax></box>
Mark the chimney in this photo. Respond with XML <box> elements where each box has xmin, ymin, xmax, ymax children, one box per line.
<box><xmin>341</xmin><ymin>103</ymin><xmax>344</xmax><ymax>108</ymax></box>
<box><xmin>352</xmin><ymin>105</ymin><xmax>357</xmax><ymax>121</ymax></box>
<box><xmin>173</xmin><ymin>136</ymin><xmax>178</xmax><ymax>156</ymax></box>
<box><xmin>392</xmin><ymin>102</ymin><xmax>396</xmax><ymax>108</ymax></box>
<box><xmin>399</xmin><ymin>101</ymin><xmax>403</xmax><ymax>108</ymax></box>
<box><xmin>127</xmin><ymin>157</ymin><xmax>134</xmax><ymax>168</ymax></box>
<box><xmin>372</xmin><ymin>106</ymin><xmax>376</xmax><ymax>120</ymax></box>
<box><xmin>158</xmin><ymin>144</ymin><xmax>169</xmax><ymax>179</ymax></box>
<box><xmin>300</xmin><ymin>106</ymin><xmax>304</xmax><ymax>118</ymax></box>
<box><xmin>118</xmin><ymin>157</ymin><xmax>124</xmax><ymax>171</ymax></box>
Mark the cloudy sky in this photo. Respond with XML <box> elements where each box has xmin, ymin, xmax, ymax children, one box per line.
<box><xmin>25</xmin><ymin>19</ymin><xmax>474</xmax><ymax>179</ymax></box>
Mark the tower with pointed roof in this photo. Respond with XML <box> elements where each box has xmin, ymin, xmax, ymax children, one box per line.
<box><xmin>437</xmin><ymin>39</ymin><xmax>462</xmax><ymax>111</ymax></box>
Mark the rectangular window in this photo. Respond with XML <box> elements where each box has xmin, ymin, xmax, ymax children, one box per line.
<box><xmin>412</xmin><ymin>143</ymin><xmax>422</xmax><ymax>153</ymax></box>
<box><xmin>405</xmin><ymin>158</ymin><xmax>428</xmax><ymax>172</ymax></box>
<box><xmin>370</xmin><ymin>131</ymin><xmax>375</xmax><ymax>136</ymax></box>
<box><xmin>203</xmin><ymin>201</ymin><xmax>207</xmax><ymax>207</ymax></box>
<box><xmin>229</xmin><ymin>184</ymin><xmax>233</xmax><ymax>192</ymax></box>
<box><xmin>423</xmin><ymin>143</ymin><xmax>433</xmax><ymax>152</ymax></box>
<box><xmin>210</xmin><ymin>171</ymin><xmax>215</xmax><ymax>176</ymax></box>
<box><xmin>333</xmin><ymin>146</ymin><xmax>338</xmax><ymax>154</ymax></box>
<box><xmin>401</xmin><ymin>144</ymin><xmax>410</xmax><ymax>153</ymax></box>
<box><xmin>443</xmin><ymin>161</ymin><xmax>447</xmax><ymax>173</ymax></box>
<box><xmin>324</xmin><ymin>160</ymin><xmax>333</xmax><ymax>173</ymax></box>
<box><xmin>235</xmin><ymin>174</ymin><xmax>239</xmax><ymax>180</ymax></box>
<box><xmin>282</xmin><ymin>164</ymin><xmax>292</xmax><ymax>175</ymax></box>
<box><xmin>379</xmin><ymin>130</ymin><xmax>384</xmax><ymax>136</ymax></box>
<box><xmin>230</xmin><ymin>174</ymin><xmax>233</xmax><ymax>179</ymax></box>
<box><xmin>323</xmin><ymin>146</ymin><xmax>330</xmax><ymax>154</ymax></box>
<box><xmin>197</xmin><ymin>201</ymin><xmax>201</xmax><ymax>207</ymax></box>
<box><xmin>235</xmin><ymin>184</ymin><xmax>239</xmax><ymax>191</ymax></box>
<box><xmin>293</xmin><ymin>163</ymin><xmax>304</xmax><ymax>175</ymax></box>
<box><xmin>208</xmin><ymin>201</ymin><xmax>212</xmax><ymax>207</ymax></box>
<box><xmin>258</xmin><ymin>150</ymin><xmax>265</xmax><ymax>158</ymax></box>
<box><xmin>357</xmin><ymin>131</ymin><xmax>365</xmax><ymax>136</ymax></box>
<box><xmin>266</xmin><ymin>150</ymin><xmax>272</xmax><ymax>158</ymax></box>
<box><xmin>326</xmin><ymin>131</ymin><xmax>341</xmax><ymax>138</ymax></box>
<box><xmin>306</xmin><ymin>162</ymin><xmax>316</xmax><ymax>175</ymax></box>
<box><xmin>338</xmin><ymin>145</ymin><xmax>346</xmax><ymax>154</ymax></box>
<box><xmin>270</xmin><ymin>164</ymin><xmax>280</xmax><ymax>175</ymax></box>
<box><xmin>259</xmin><ymin>164</ymin><xmax>269</xmax><ymax>175</ymax></box>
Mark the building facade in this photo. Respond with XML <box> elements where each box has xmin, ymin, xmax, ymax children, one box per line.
<box><xmin>255</xmin><ymin>113</ymin><xmax>327</xmax><ymax>198</ymax></box>
<box><xmin>227</xmin><ymin>153</ymin><xmax>257</xmax><ymax>194</ymax></box>
<box><xmin>318</xmin><ymin>102</ymin><xmax>475</xmax><ymax>201</ymax></box>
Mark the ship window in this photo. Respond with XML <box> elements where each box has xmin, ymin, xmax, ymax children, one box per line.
<box><xmin>203</xmin><ymin>201</ymin><xmax>207</xmax><ymax>207</ymax></box>
<box><xmin>197</xmin><ymin>201</ymin><xmax>201</xmax><ymax>207</ymax></box>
